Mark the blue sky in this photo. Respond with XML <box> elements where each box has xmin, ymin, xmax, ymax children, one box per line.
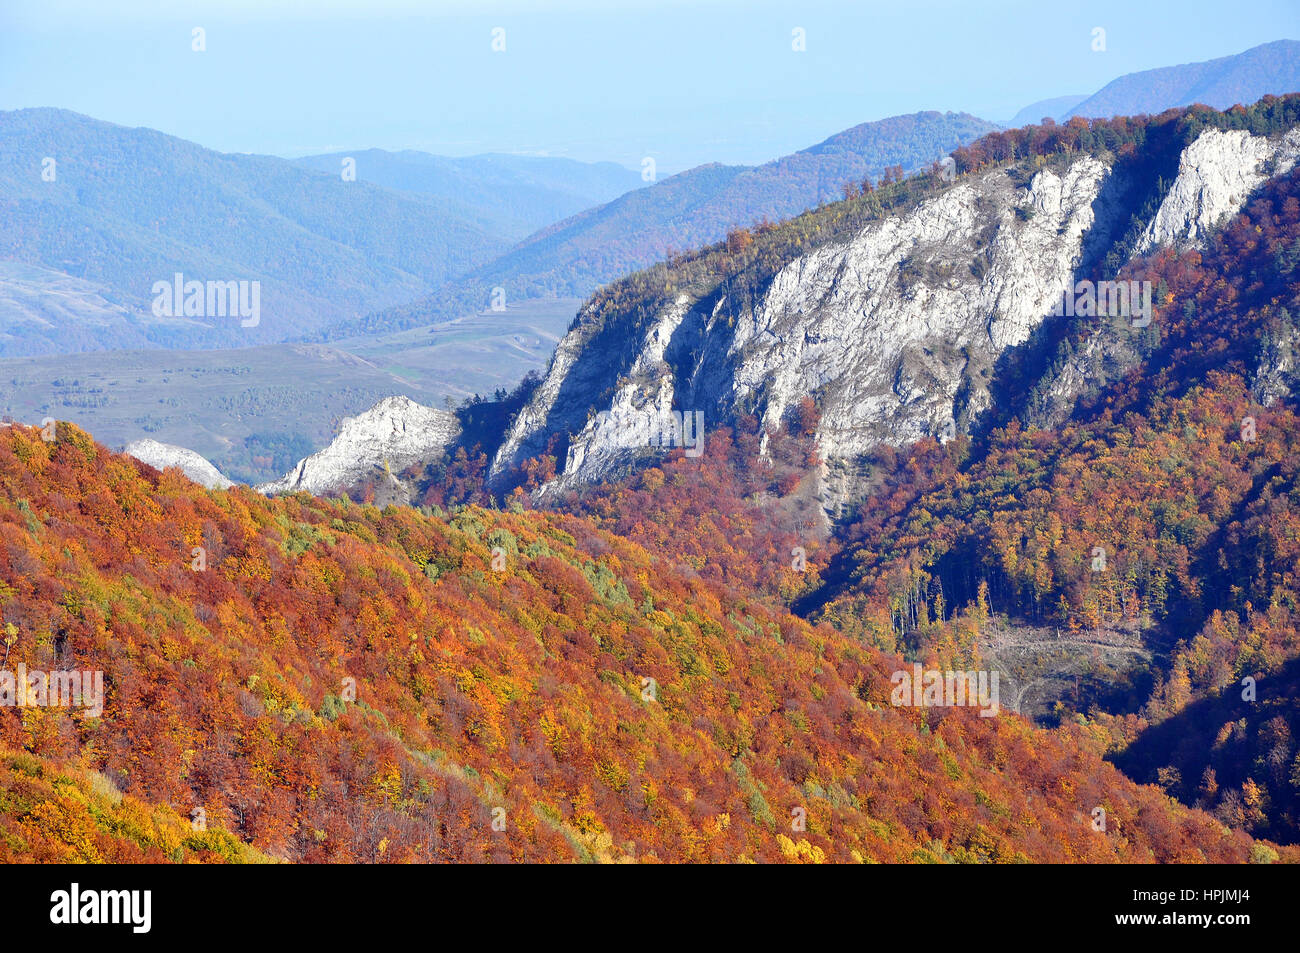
<box><xmin>1</xmin><ymin>0</ymin><xmax>1297</xmax><ymax>173</ymax></box>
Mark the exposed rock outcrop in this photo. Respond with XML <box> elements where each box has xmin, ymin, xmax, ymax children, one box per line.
<box><xmin>493</xmin><ymin>156</ymin><xmax>1119</xmax><ymax>492</ymax></box>
<box><xmin>1036</xmin><ymin>126</ymin><xmax>1300</xmax><ymax>427</ymax></box>
<box><xmin>1252</xmin><ymin>313</ymin><xmax>1300</xmax><ymax>407</ymax></box>
<box><xmin>490</xmin><ymin>123</ymin><xmax>1300</xmax><ymax>508</ymax></box>
<box><xmin>1136</xmin><ymin>127</ymin><xmax>1300</xmax><ymax>253</ymax></box>
<box><xmin>124</xmin><ymin>439</ymin><xmax>234</xmax><ymax>490</ymax></box>
<box><xmin>258</xmin><ymin>396</ymin><xmax>459</xmax><ymax>498</ymax></box>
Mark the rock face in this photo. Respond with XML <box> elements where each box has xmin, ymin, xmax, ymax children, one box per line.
<box><xmin>258</xmin><ymin>396</ymin><xmax>459</xmax><ymax>497</ymax></box>
<box><xmin>1037</xmin><ymin>126</ymin><xmax>1300</xmax><ymax>428</ymax></box>
<box><xmin>124</xmin><ymin>439</ymin><xmax>234</xmax><ymax>490</ymax></box>
<box><xmin>699</xmin><ymin>157</ymin><xmax>1113</xmax><ymax>460</ymax></box>
<box><xmin>491</xmin><ymin>124</ymin><xmax>1300</xmax><ymax>504</ymax></box>
<box><xmin>1252</xmin><ymin>316</ymin><xmax>1300</xmax><ymax>407</ymax></box>
<box><xmin>493</xmin><ymin>155</ymin><xmax>1119</xmax><ymax>489</ymax></box>
<box><xmin>1136</xmin><ymin>127</ymin><xmax>1300</xmax><ymax>253</ymax></box>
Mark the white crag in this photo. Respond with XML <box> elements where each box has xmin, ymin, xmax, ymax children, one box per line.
<box><xmin>258</xmin><ymin>396</ymin><xmax>460</xmax><ymax>497</ymax></box>
<box><xmin>124</xmin><ymin>439</ymin><xmax>234</xmax><ymax>490</ymax></box>
<box><xmin>1137</xmin><ymin>127</ymin><xmax>1300</xmax><ymax>253</ymax></box>
<box><xmin>717</xmin><ymin>157</ymin><xmax>1113</xmax><ymax>460</ymax></box>
<box><xmin>492</xmin><ymin>123</ymin><xmax>1300</xmax><ymax>502</ymax></box>
<box><xmin>493</xmin><ymin>156</ymin><xmax>1117</xmax><ymax>489</ymax></box>
<box><xmin>560</xmin><ymin>296</ymin><xmax>695</xmax><ymax>480</ymax></box>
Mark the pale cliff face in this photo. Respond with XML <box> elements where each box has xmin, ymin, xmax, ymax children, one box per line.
<box><xmin>124</xmin><ymin>438</ymin><xmax>234</xmax><ymax>490</ymax></box>
<box><xmin>1137</xmin><ymin>127</ymin><xmax>1300</xmax><ymax>253</ymax></box>
<box><xmin>491</xmin><ymin>124</ymin><xmax>1300</xmax><ymax>503</ymax></box>
<box><xmin>492</xmin><ymin>153</ymin><xmax>1116</xmax><ymax>490</ymax></box>
<box><xmin>258</xmin><ymin>395</ymin><xmax>459</xmax><ymax>497</ymax></box>
<box><xmin>717</xmin><ymin>156</ymin><xmax>1111</xmax><ymax>459</ymax></box>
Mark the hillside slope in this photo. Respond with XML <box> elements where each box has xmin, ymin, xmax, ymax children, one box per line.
<box><xmin>487</xmin><ymin>99</ymin><xmax>1300</xmax><ymax>503</ymax></box>
<box><xmin>485</xmin><ymin>101</ymin><xmax>1300</xmax><ymax>848</ymax></box>
<box><xmin>378</xmin><ymin>98</ymin><xmax>1300</xmax><ymax>849</ymax></box>
<box><xmin>0</xmin><ymin>421</ymin><xmax>1279</xmax><ymax>862</ymax></box>
<box><xmin>800</xmin><ymin>160</ymin><xmax>1300</xmax><ymax>844</ymax></box>
<box><xmin>1067</xmin><ymin>40</ymin><xmax>1300</xmax><ymax>120</ymax></box>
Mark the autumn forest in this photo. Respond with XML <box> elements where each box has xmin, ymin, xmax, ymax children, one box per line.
<box><xmin>4</xmin><ymin>100</ymin><xmax>1300</xmax><ymax>868</ymax></box>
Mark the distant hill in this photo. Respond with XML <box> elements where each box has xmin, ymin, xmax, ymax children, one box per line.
<box><xmin>1006</xmin><ymin>95</ymin><xmax>1088</xmax><ymax>128</ymax></box>
<box><xmin>293</xmin><ymin>149</ymin><xmax>644</xmax><ymax>242</ymax></box>
<box><xmin>326</xmin><ymin>110</ymin><xmax>1000</xmax><ymax>338</ymax></box>
<box><xmin>0</xmin><ymin>110</ymin><xmax>634</xmax><ymax>357</ymax></box>
<box><xmin>0</xmin><ymin>108</ymin><xmax>513</xmax><ymax>353</ymax></box>
<box><xmin>1066</xmin><ymin>40</ymin><xmax>1300</xmax><ymax>119</ymax></box>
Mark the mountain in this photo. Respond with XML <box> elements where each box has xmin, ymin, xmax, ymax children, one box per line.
<box><xmin>0</xmin><ymin>419</ymin><xmax>1284</xmax><ymax>863</ymax></box>
<box><xmin>325</xmin><ymin>111</ymin><xmax>1001</xmax><ymax>339</ymax></box>
<box><xmin>293</xmin><ymin>149</ymin><xmax>644</xmax><ymax>243</ymax></box>
<box><xmin>0</xmin><ymin>109</ymin><xmax>544</xmax><ymax>355</ymax></box>
<box><xmin>439</xmin><ymin>96</ymin><xmax>1300</xmax><ymax>846</ymax></box>
<box><xmin>1007</xmin><ymin>95</ymin><xmax>1089</xmax><ymax>128</ymax></box>
<box><xmin>124</xmin><ymin>438</ymin><xmax>233</xmax><ymax>490</ymax></box>
<box><xmin>1066</xmin><ymin>40</ymin><xmax>1300</xmax><ymax>120</ymax></box>
<box><xmin>489</xmin><ymin>101</ymin><xmax>1300</xmax><ymax>497</ymax></box>
<box><xmin>257</xmin><ymin>396</ymin><xmax>460</xmax><ymax>500</ymax></box>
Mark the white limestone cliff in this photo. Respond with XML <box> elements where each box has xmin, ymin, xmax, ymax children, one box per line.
<box><xmin>258</xmin><ymin>396</ymin><xmax>459</xmax><ymax>497</ymax></box>
<box><xmin>489</xmin><ymin>122</ymin><xmax>1300</xmax><ymax>505</ymax></box>
<box><xmin>1137</xmin><ymin>127</ymin><xmax>1300</xmax><ymax>253</ymax></box>
<box><xmin>124</xmin><ymin>438</ymin><xmax>234</xmax><ymax>490</ymax></box>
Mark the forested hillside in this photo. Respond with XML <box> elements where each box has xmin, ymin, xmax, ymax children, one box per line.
<box><xmin>502</xmin><ymin>104</ymin><xmax>1300</xmax><ymax>849</ymax></box>
<box><xmin>0</xmin><ymin>422</ymin><xmax>1284</xmax><ymax>862</ymax></box>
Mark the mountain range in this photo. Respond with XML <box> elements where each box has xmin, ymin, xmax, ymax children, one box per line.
<box><xmin>6</xmin><ymin>40</ymin><xmax>1296</xmax><ymax>367</ymax></box>
<box><xmin>5</xmin><ymin>33</ymin><xmax>1300</xmax><ymax>865</ymax></box>
<box><xmin>330</xmin><ymin>111</ymin><xmax>1001</xmax><ymax>338</ymax></box>
<box><xmin>1010</xmin><ymin>40</ymin><xmax>1300</xmax><ymax>126</ymax></box>
<box><xmin>0</xmin><ymin>107</ymin><xmax>1001</xmax><ymax>481</ymax></box>
<box><xmin>0</xmin><ymin>108</ymin><xmax>997</xmax><ymax>358</ymax></box>
<box><xmin>0</xmin><ymin>109</ymin><xmax>641</xmax><ymax>356</ymax></box>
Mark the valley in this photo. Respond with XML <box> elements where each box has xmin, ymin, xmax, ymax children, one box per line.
<box><xmin>0</xmin><ymin>298</ymin><xmax>576</xmax><ymax>484</ymax></box>
<box><xmin>2</xmin><ymin>19</ymin><xmax>1299</xmax><ymax>878</ymax></box>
